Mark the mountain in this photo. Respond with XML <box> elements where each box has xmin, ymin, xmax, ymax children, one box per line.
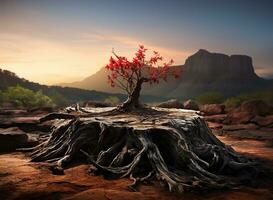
<box><xmin>60</xmin><ymin>49</ymin><xmax>272</xmax><ymax>99</ymax></box>
<box><xmin>60</xmin><ymin>67</ymin><xmax>118</xmax><ymax>93</ymax></box>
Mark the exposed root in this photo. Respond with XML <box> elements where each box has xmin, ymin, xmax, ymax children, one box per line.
<box><xmin>29</xmin><ymin>109</ymin><xmax>261</xmax><ymax>193</ymax></box>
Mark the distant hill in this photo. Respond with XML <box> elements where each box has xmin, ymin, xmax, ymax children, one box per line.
<box><xmin>60</xmin><ymin>49</ymin><xmax>272</xmax><ymax>99</ymax></box>
<box><xmin>0</xmin><ymin>69</ymin><xmax>127</xmax><ymax>105</ymax></box>
<box><xmin>0</xmin><ymin>69</ymin><xmax>167</xmax><ymax>105</ymax></box>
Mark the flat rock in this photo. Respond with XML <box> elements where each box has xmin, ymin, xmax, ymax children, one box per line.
<box><xmin>0</xmin><ymin>127</ymin><xmax>41</xmax><ymax>152</ymax></box>
<box><xmin>157</xmin><ymin>99</ymin><xmax>184</xmax><ymax>109</ymax></box>
<box><xmin>200</xmin><ymin>104</ymin><xmax>225</xmax><ymax>115</ymax></box>
<box><xmin>251</xmin><ymin>115</ymin><xmax>273</xmax><ymax>127</ymax></box>
<box><xmin>0</xmin><ymin>116</ymin><xmax>51</xmax><ymax>132</ymax></box>
<box><xmin>204</xmin><ymin>114</ymin><xmax>227</xmax><ymax>123</ymax></box>
<box><xmin>222</xmin><ymin>123</ymin><xmax>258</xmax><ymax>131</ymax></box>
<box><xmin>222</xmin><ymin>129</ymin><xmax>273</xmax><ymax>141</ymax></box>
<box><xmin>0</xmin><ymin>128</ymin><xmax>29</xmax><ymax>152</ymax></box>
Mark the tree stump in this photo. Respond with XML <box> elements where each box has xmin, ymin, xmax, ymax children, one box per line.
<box><xmin>29</xmin><ymin>107</ymin><xmax>260</xmax><ymax>192</ymax></box>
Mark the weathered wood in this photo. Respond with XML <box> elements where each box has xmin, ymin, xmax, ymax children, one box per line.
<box><xmin>30</xmin><ymin>107</ymin><xmax>260</xmax><ymax>193</ymax></box>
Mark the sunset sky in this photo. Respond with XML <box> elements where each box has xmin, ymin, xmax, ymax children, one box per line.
<box><xmin>0</xmin><ymin>0</ymin><xmax>273</xmax><ymax>84</ymax></box>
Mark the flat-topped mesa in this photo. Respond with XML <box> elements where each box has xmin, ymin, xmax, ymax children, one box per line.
<box><xmin>230</xmin><ymin>55</ymin><xmax>257</xmax><ymax>78</ymax></box>
<box><xmin>184</xmin><ymin>49</ymin><xmax>259</xmax><ymax>81</ymax></box>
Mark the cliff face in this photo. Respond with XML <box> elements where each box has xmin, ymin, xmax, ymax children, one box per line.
<box><xmin>183</xmin><ymin>49</ymin><xmax>259</xmax><ymax>82</ymax></box>
<box><xmin>145</xmin><ymin>49</ymin><xmax>266</xmax><ymax>98</ymax></box>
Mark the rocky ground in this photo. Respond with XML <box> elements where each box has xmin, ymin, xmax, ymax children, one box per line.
<box><xmin>0</xmin><ymin>104</ymin><xmax>273</xmax><ymax>200</ymax></box>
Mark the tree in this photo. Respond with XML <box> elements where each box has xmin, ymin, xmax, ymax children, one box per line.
<box><xmin>105</xmin><ymin>45</ymin><xmax>180</xmax><ymax>111</ymax></box>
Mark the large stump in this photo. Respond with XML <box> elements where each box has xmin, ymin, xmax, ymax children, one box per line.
<box><xmin>29</xmin><ymin>107</ymin><xmax>260</xmax><ymax>192</ymax></box>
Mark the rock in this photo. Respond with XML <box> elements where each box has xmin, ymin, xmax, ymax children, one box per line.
<box><xmin>0</xmin><ymin>127</ymin><xmax>41</xmax><ymax>152</ymax></box>
<box><xmin>83</xmin><ymin>101</ymin><xmax>111</xmax><ymax>108</ymax></box>
<box><xmin>207</xmin><ymin>122</ymin><xmax>223</xmax><ymax>129</ymax></box>
<box><xmin>204</xmin><ymin>114</ymin><xmax>227</xmax><ymax>123</ymax></box>
<box><xmin>0</xmin><ymin>109</ymin><xmax>28</xmax><ymax>116</ymax></box>
<box><xmin>240</xmin><ymin>100</ymin><xmax>273</xmax><ymax>116</ymax></box>
<box><xmin>222</xmin><ymin>129</ymin><xmax>273</xmax><ymax>141</ymax></box>
<box><xmin>183</xmin><ymin>99</ymin><xmax>199</xmax><ymax>110</ymax></box>
<box><xmin>224</xmin><ymin>111</ymin><xmax>254</xmax><ymax>124</ymax></box>
<box><xmin>28</xmin><ymin>107</ymin><xmax>55</xmax><ymax>115</ymax></box>
<box><xmin>0</xmin><ymin>128</ymin><xmax>29</xmax><ymax>152</ymax></box>
<box><xmin>251</xmin><ymin>115</ymin><xmax>273</xmax><ymax>127</ymax></box>
<box><xmin>0</xmin><ymin>116</ymin><xmax>51</xmax><ymax>132</ymax></box>
<box><xmin>200</xmin><ymin>104</ymin><xmax>225</xmax><ymax>115</ymax></box>
<box><xmin>222</xmin><ymin>123</ymin><xmax>258</xmax><ymax>131</ymax></box>
<box><xmin>224</xmin><ymin>100</ymin><xmax>273</xmax><ymax>125</ymax></box>
<box><xmin>157</xmin><ymin>99</ymin><xmax>184</xmax><ymax>109</ymax></box>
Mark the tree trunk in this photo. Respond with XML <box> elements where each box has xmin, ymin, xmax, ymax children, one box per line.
<box><xmin>28</xmin><ymin>108</ymin><xmax>261</xmax><ymax>193</ymax></box>
<box><xmin>119</xmin><ymin>78</ymin><xmax>145</xmax><ymax>111</ymax></box>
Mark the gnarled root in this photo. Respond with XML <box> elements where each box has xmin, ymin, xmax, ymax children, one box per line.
<box><xmin>30</xmin><ymin>114</ymin><xmax>260</xmax><ymax>193</ymax></box>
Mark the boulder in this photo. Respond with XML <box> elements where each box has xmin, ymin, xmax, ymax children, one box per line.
<box><xmin>183</xmin><ymin>100</ymin><xmax>199</xmax><ymax>110</ymax></box>
<box><xmin>240</xmin><ymin>100</ymin><xmax>273</xmax><ymax>116</ymax></box>
<box><xmin>200</xmin><ymin>104</ymin><xmax>225</xmax><ymax>115</ymax></box>
<box><xmin>224</xmin><ymin>111</ymin><xmax>254</xmax><ymax>124</ymax></box>
<box><xmin>157</xmin><ymin>99</ymin><xmax>184</xmax><ymax>109</ymax></box>
<box><xmin>224</xmin><ymin>100</ymin><xmax>273</xmax><ymax>125</ymax></box>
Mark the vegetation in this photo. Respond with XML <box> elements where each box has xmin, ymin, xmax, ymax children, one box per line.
<box><xmin>105</xmin><ymin>45</ymin><xmax>180</xmax><ymax>111</ymax></box>
<box><xmin>195</xmin><ymin>92</ymin><xmax>224</xmax><ymax>105</ymax></box>
<box><xmin>0</xmin><ymin>85</ymin><xmax>54</xmax><ymax>108</ymax></box>
<box><xmin>224</xmin><ymin>90</ymin><xmax>273</xmax><ymax>107</ymax></box>
<box><xmin>195</xmin><ymin>89</ymin><xmax>273</xmax><ymax>107</ymax></box>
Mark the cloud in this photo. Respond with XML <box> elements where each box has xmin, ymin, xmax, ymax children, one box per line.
<box><xmin>80</xmin><ymin>32</ymin><xmax>192</xmax><ymax>64</ymax></box>
<box><xmin>255</xmin><ymin>67</ymin><xmax>273</xmax><ymax>79</ymax></box>
<box><xmin>0</xmin><ymin>30</ymin><xmax>192</xmax><ymax>85</ymax></box>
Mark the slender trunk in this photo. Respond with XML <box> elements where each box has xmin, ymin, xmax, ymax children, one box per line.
<box><xmin>119</xmin><ymin>78</ymin><xmax>145</xmax><ymax>111</ymax></box>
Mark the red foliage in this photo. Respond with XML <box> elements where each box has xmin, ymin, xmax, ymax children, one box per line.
<box><xmin>105</xmin><ymin>45</ymin><xmax>180</xmax><ymax>95</ymax></box>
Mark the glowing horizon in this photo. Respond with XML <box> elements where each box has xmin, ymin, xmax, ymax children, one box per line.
<box><xmin>1</xmin><ymin>0</ymin><xmax>272</xmax><ymax>85</ymax></box>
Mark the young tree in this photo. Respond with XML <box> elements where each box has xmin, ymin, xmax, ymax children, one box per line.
<box><xmin>105</xmin><ymin>45</ymin><xmax>180</xmax><ymax>111</ymax></box>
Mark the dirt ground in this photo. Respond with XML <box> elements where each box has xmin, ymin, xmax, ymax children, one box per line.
<box><xmin>0</xmin><ymin>135</ymin><xmax>272</xmax><ymax>200</ymax></box>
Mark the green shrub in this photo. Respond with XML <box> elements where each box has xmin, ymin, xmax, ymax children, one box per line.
<box><xmin>104</xmin><ymin>96</ymin><xmax>120</xmax><ymax>106</ymax></box>
<box><xmin>224</xmin><ymin>90</ymin><xmax>273</xmax><ymax>107</ymax></box>
<box><xmin>224</xmin><ymin>97</ymin><xmax>244</xmax><ymax>107</ymax></box>
<box><xmin>195</xmin><ymin>92</ymin><xmax>224</xmax><ymax>105</ymax></box>
<box><xmin>1</xmin><ymin>85</ymin><xmax>54</xmax><ymax>108</ymax></box>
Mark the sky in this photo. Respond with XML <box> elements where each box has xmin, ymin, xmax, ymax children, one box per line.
<box><xmin>0</xmin><ymin>0</ymin><xmax>273</xmax><ymax>84</ymax></box>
